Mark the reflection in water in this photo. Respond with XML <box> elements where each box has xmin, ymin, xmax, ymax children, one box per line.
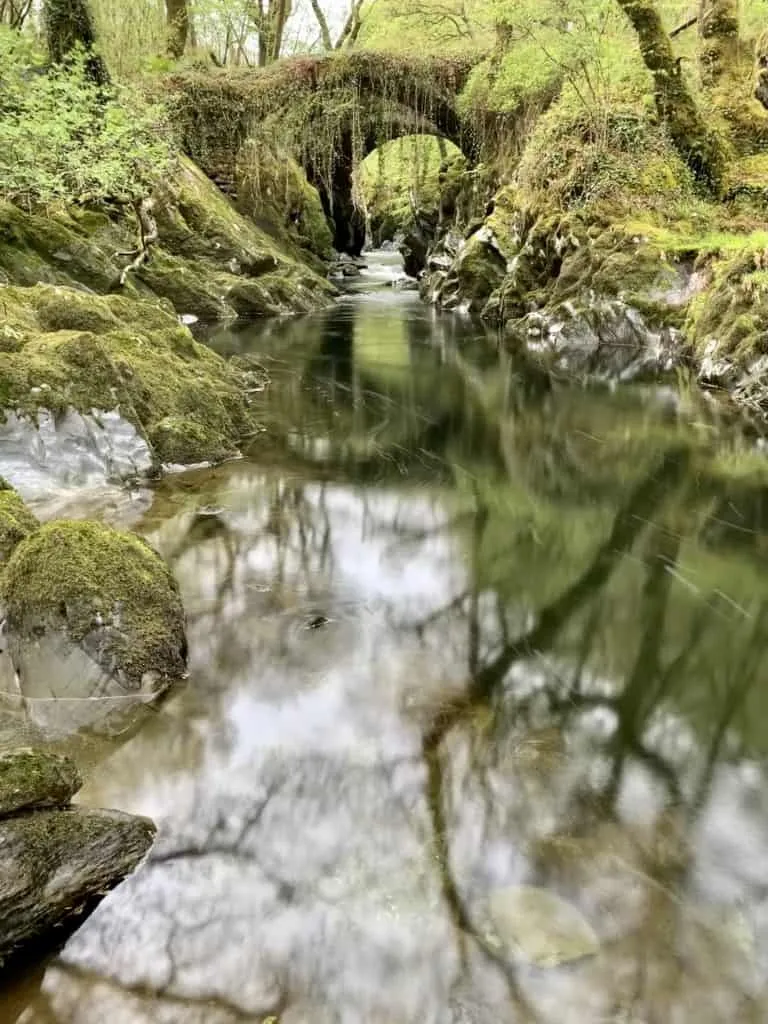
<box><xmin>7</xmin><ymin>254</ymin><xmax>768</xmax><ymax>1022</ymax></box>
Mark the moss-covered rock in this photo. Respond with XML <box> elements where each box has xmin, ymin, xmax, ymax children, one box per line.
<box><xmin>515</xmin><ymin>101</ymin><xmax>695</xmax><ymax>215</ymax></box>
<box><xmin>1</xmin><ymin>520</ymin><xmax>187</xmax><ymax>692</ymax></box>
<box><xmin>0</xmin><ymin>156</ymin><xmax>333</xmax><ymax>321</ymax></box>
<box><xmin>0</xmin><ymin>283</ymin><xmax>261</xmax><ymax>466</ymax></box>
<box><xmin>0</xmin><ymin>488</ymin><xmax>38</xmax><ymax>565</ymax></box>
<box><xmin>236</xmin><ymin>139</ymin><xmax>333</xmax><ymax>260</ymax></box>
<box><xmin>0</xmin><ymin>806</ymin><xmax>155</xmax><ymax>968</ymax></box>
<box><xmin>686</xmin><ymin>247</ymin><xmax>768</xmax><ymax>393</ymax></box>
<box><xmin>0</xmin><ymin>749</ymin><xmax>81</xmax><ymax>818</ymax></box>
<box><xmin>442</xmin><ymin>230</ymin><xmax>507</xmax><ymax>312</ymax></box>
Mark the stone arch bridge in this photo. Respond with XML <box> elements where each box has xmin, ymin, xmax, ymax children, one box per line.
<box><xmin>167</xmin><ymin>51</ymin><xmax>483</xmax><ymax>254</ymax></box>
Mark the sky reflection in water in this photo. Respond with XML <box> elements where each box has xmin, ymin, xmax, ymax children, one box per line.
<box><xmin>7</xmin><ymin>254</ymin><xmax>768</xmax><ymax>1023</ymax></box>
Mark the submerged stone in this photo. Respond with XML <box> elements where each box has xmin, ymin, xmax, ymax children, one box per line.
<box><xmin>486</xmin><ymin>884</ymin><xmax>600</xmax><ymax>967</ymax></box>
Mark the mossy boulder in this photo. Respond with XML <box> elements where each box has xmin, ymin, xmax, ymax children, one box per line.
<box><xmin>686</xmin><ymin>247</ymin><xmax>768</xmax><ymax>397</ymax></box>
<box><xmin>0</xmin><ymin>284</ymin><xmax>261</xmax><ymax>466</ymax></box>
<box><xmin>0</xmin><ymin>749</ymin><xmax>81</xmax><ymax>817</ymax></box>
<box><xmin>0</xmin><ymin>156</ymin><xmax>333</xmax><ymax>320</ymax></box>
<box><xmin>429</xmin><ymin>229</ymin><xmax>507</xmax><ymax>312</ymax></box>
<box><xmin>0</xmin><ymin>487</ymin><xmax>38</xmax><ymax>565</ymax></box>
<box><xmin>1</xmin><ymin>521</ymin><xmax>187</xmax><ymax>694</ymax></box>
<box><xmin>0</xmin><ymin>806</ymin><xmax>156</xmax><ymax>968</ymax></box>
<box><xmin>687</xmin><ymin>249</ymin><xmax>768</xmax><ymax>359</ymax></box>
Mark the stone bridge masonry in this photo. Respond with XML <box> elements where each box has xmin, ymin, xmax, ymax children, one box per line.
<box><xmin>166</xmin><ymin>51</ymin><xmax>483</xmax><ymax>254</ymax></box>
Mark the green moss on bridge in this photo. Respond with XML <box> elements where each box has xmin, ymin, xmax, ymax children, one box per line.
<box><xmin>165</xmin><ymin>50</ymin><xmax>481</xmax><ymax>199</ymax></box>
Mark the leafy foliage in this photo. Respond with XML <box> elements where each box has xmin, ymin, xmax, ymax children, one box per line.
<box><xmin>0</xmin><ymin>28</ymin><xmax>172</xmax><ymax>205</ymax></box>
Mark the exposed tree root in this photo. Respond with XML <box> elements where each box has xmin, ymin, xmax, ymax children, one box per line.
<box><xmin>114</xmin><ymin>197</ymin><xmax>158</xmax><ymax>287</ymax></box>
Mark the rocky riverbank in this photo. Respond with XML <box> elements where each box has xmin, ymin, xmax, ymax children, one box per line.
<box><xmin>0</xmin><ymin>482</ymin><xmax>187</xmax><ymax>965</ymax></box>
<box><xmin>399</xmin><ymin>94</ymin><xmax>768</xmax><ymax>411</ymax></box>
<box><xmin>0</xmin><ymin>747</ymin><xmax>155</xmax><ymax>970</ymax></box>
<box><xmin>0</xmin><ymin>155</ymin><xmax>338</xmax><ymax>493</ymax></box>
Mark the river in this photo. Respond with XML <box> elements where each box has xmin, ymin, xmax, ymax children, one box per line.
<box><xmin>4</xmin><ymin>251</ymin><xmax>768</xmax><ymax>1022</ymax></box>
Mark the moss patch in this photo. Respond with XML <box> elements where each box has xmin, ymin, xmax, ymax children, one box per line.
<box><xmin>515</xmin><ymin>101</ymin><xmax>695</xmax><ymax>215</ymax></box>
<box><xmin>0</xmin><ymin>489</ymin><xmax>39</xmax><ymax>566</ymax></box>
<box><xmin>0</xmin><ymin>750</ymin><xmax>81</xmax><ymax>817</ymax></box>
<box><xmin>2</xmin><ymin>520</ymin><xmax>187</xmax><ymax>688</ymax></box>
<box><xmin>686</xmin><ymin>247</ymin><xmax>768</xmax><ymax>365</ymax></box>
<box><xmin>236</xmin><ymin>139</ymin><xmax>333</xmax><ymax>260</ymax></box>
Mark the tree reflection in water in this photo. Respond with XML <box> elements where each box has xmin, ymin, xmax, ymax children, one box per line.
<box><xmin>8</xmin><ymin>289</ymin><xmax>768</xmax><ymax>1023</ymax></box>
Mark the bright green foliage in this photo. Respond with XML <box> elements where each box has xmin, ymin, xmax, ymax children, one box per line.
<box><xmin>359</xmin><ymin>0</ymin><xmax>494</xmax><ymax>54</ymax></box>
<box><xmin>358</xmin><ymin>136</ymin><xmax>465</xmax><ymax>240</ymax></box>
<box><xmin>91</xmin><ymin>0</ymin><xmax>166</xmax><ymax>79</ymax></box>
<box><xmin>464</xmin><ymin>0</ymin><xmax>640</xmax><ymax>115</ymax></box>
<box><xmin>515</xmin><ymin>93</ymin><xmax>695</xmax><ymax>211</ymax></box>
<box><xmin>0</xmin><ymin>27</ymin><xmax>171</xmax><ymax>205</ymax></box>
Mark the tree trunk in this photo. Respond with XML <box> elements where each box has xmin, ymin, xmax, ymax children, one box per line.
<box><xmin>165</xmin><ymin>0</ymin><xmax>189</xmax><ymax>59</ymax></box>
<box><xmin>757</xmin><ymin>32</ymin><xmax>768</xmax><ymax>110</ymax></box>
<box><xmin>614</xmin><ymin>0</ymin><xmax>723</xmax><ymax>189</ymax></box>
<box><xmin>256</xmin><ymin>0</ymin><xmax>292</xmax><ymax>65</ymax></box>
<box><xmin>308</xmin><ymin>0</ymin><xmax>333</xmax><ymax>50</ymax></box>
<box><xmin>43</xmin><ymin>0</ymin><xmax>109</xmax><ymax>86</ymax></box>
<box><xmin>336</xmin><ymin>0</ymin><xmax>366</xmax><ymax>49</ymax></box>
<box><xmin>698</xmin><ymin>0</ymin><xmax>739</xmax><ymax>86</ymax></box>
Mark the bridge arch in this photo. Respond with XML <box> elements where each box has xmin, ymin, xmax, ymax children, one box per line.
<box><xmin>168</xmin><ymin>51</ymin><xmax>480</xmax><ymax>255</ymax></box>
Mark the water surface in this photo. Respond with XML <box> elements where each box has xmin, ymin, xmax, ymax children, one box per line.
<box><xmin>6</xmin><ymin>252</ymin><xmax>768</xmax><ymax>1023</ymax></box>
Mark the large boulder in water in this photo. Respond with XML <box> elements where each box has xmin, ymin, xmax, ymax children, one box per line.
<box><xmin>0</xmin><ymin>747</ymin><xmax>155</xmax><ymax>968</ymax></box>
<box><xmin>1</xmin><ymin>520</ymin><xmax>187</xmax><ymax>706</ymax></box>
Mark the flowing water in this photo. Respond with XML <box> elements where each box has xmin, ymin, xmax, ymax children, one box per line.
<box><xmin>5</xmin><ymin>251</ymin><xmax>768</xmax><ymax>1022</ymax></box>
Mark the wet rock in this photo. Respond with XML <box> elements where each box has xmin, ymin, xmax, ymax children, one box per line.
<box><xmin>400</xmin><ymin>230</ymin><xmax>430</xmax><ymax>280</ymax></box>
<box><xmin>516</xmin><ymin>297</ymin><xmax>684</xmax><ymax>381</ymax></box>
<box><xmin>328</xmin><ymin>255</ymin><xmax>367</xmax><ymax>280</ymax></box>
<box><xmin>0</xmin><ymin>749</ymin><xmax>81</xmax><ymax>817</ymax></box>
<box><xmin>425</xmin><ymin>230</ymin><xmax>507</xmax><ymax>312</ymax></box>
<box><xmin>485</xmin><ymin>884</ymin><xmax>600</xmax><ymax>967</ymax></box>
<box><xmin>0</xmin><ymin>806</ymin><xmax>155</xmax><ymax>967</ymax></box>
<box><xmin>0</xmin><ymin>409</ymin><xmax>152</xmax><ymax>502</ymax></box>
<box><xmin>1</xmin><ymin>520</ymin><xmax>187</xmax><ymax>700</ymax></box>
<box><xmin>0</xmin><ymin>284</ymin><xmax>263</xmax><ymax>469</ymax></box>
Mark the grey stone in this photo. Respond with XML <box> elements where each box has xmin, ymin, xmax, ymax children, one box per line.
<box><xmin>0</xmin><ymin>806</ymin><xmax>155</xmax><ymax>966</ymax></box>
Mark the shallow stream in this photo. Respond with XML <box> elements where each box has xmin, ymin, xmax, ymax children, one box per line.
<box><xmin>4</xmin><ymin>252</ymin><xmax>768</xmax><ymax>1023</ymax></box>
